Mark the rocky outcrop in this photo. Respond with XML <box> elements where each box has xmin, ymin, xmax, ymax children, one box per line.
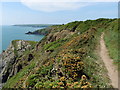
<box><xmin>0</xmin><ymin>40</ymin><xmax>33</xmax><ymax>83</ymax></box>
<box><xmin>25</xmin><ymin>31</ymin><xmax>33</xmax><ymax>34</ymax></box>
<box><xmin>45</xmin><ymin>30</ymin><xmax>75</xmax><ymax>45</ymax></box>
<box><xmin>2</xmin><ymin>18</ymin><xmax>117</xmax><ymax>89</ymax></box>
<box><xmin>25</xmin><ymin>28</ymin><xmax>50</xmax><ymax>35</ymax></box>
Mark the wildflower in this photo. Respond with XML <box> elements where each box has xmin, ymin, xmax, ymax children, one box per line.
<box><xmin>49</xmin><ymin>84</ymin><xmax>53</xmax><ymax>86</ymax></box>
<box><xmin>57</xmin><ymin>82</ymin><xmax>64</xmax><ymax>86</ymax></box>
<box><xmin>81</xmin><ymin>75</ymin><xmax>87</xmax><ymax>80</ymax></box>
<box><xmin>81</xmin><ymin>85</ymin><xmax>89</xmax><ymax>88</ymax></box>
<box><xmin>60</xmin><ymin>77</ymin><xmax>66</xmax><ymax>81</ymax></box>
<box><xmin>73</xmin><ymin>82</ymin><xmax>79</xmax><ymax>85</ymax></box>
<box><xmin>66</xmin><ymin>83</ymin><xmax>71</xmax><ymax>86</ymax></box>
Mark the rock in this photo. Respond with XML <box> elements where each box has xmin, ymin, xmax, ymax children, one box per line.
<box><xmin>28</xmin><ymin>54</ymin><xmax>33</xmax><ymax>61</ymax></box>
<box><xmin>25</xmin><ymin>31</ymin><xmax>33</xmax><ymax>34</ymax></box>
<box><xmin>46</xmin><ymin>30</ymin><xmax>75</xmax><ymax>44</ymax></box>
<box><xmin>1</xmin><ymin>40</ymin><xmax>33</xmax><ymax>83</ymax></box>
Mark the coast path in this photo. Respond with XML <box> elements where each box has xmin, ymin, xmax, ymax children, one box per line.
<box><xmin>100</xmin><ymin>33</ymin><xmax>118</xmax><ymax>88</ymax></box>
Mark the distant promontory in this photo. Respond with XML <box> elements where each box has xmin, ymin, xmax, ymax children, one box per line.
<box><xmin>13</xmin><ymin>24</ymin><xmax>54</xmax><ymax>28</ymax></box>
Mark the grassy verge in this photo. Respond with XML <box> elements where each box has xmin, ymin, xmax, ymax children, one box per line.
<box><xmin>2</xmin><ymin>18</ymin><xmax>118</xmax><ymax>89</ymax></box>
<box><xmin>104</xmin><ymin>20</ymin><xmax>119</xmax><ymax>69</ymax></box>
<box><xmin>84</xmin><ymin>50</ymin><xmax>111</xmax><ymax>88</ymax></box>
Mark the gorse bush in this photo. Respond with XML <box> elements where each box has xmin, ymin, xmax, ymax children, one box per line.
<box><xmin>3</xmin><ymin>18</ymin><xmax>117</xmax><ymax>89</ymax></box>
<box><xmin>25</xmin><ymin>75</ymin><xmax>92</xmax><ymax>89</ymax></box>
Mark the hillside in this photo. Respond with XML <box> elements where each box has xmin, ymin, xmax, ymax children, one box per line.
<box><xmin>1</xmin><ymin>18</ymin><xmax>118</xmax><ymax>89</ymax></box>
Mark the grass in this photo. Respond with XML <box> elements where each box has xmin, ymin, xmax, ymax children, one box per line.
<box><xmin>82</xmin><ymin>29</ymin><xmax>112</xmax><ymax>88</ymax></box>
<box><xmin>83</xmin><ymin>51</ymin><xmax>111</xmax><ymax>88</ymax></box>
<box><xmin>3</xmin><ymin>60</ymin><xmax>36</xmax><ymax>88</ymax></box>
<box><xmin>43</xmin><ymin>38</ymin><xmax>68</xmax><ymax>51</ymax></box>
<box><xmin>27</xmin><ymin>41</ymin><xmax>38</xmax><ymax>49</ymax></box>
<box><xmin>12</xmin><ymin>40</ymin><xmax>18</xmax><ymax>56</ymax></box>
<box><xmin>104</xmin><ymin>20</ymin><xmax>119</xmax><ymax>69</ymax></box>
<box><xmin>3</xmin><ymin>18</ymin><xmax>118</xmax><ymax>89</ymax></box>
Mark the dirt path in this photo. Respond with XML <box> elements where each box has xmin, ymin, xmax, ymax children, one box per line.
<box><xmin>100</xmin><ymin>33</ymin><xmax>118</xmax><ymax>88</ymax></box>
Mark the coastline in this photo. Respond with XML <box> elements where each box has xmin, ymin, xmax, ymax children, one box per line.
<box><xmin>1</xmin><ymin>18</ymin><xmax>118</xmax><ymax>89</ymax></box>
<box><xmin>0</xmin><ymin>25</ymin><xmax>47</xmax><ymax>88</ymax></box>
<box><xmin>0</xmin><ymin>25</ymin><xmax>48</xmax><ymax>54</ymax></box>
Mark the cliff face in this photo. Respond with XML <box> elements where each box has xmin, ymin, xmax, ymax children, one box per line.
<box><xmin>2</xmin><ymin>18</ymin><xmax>118</xmax><ymax>89</ymax></box>
<box><xmin>1</xmin><ymin>40</ymin><xmax>36</xmax><ymax>83</ymax></box>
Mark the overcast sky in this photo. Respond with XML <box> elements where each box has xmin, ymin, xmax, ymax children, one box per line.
<box><xmin>0</xmin><ymin>0</ymin><xmax>118</xmax><ymax>25</ymax></box>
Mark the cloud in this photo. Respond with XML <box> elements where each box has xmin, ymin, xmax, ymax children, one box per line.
<box><xmin>1</xmin><ymin>0</ymin><xmax>20</xmax><ymax>2</ymax></box>
<box><xmin>21</xmin><ymin>1</ymin><xmax>89</xmax><ymax>12</ymax></box>
<box><xmin>21</xmin><ymin>0</ymin><xmax>118</xmax><ymax>12</ymax></box>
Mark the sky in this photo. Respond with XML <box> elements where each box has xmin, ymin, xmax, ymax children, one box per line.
<box><xmin>0</xmin><ymin>0</ymin><xmax>118</xmax><ymax>25</ymax></box>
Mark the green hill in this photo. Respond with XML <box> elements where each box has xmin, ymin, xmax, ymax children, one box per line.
<box><xmin>2</xmin><ymin>18</ymin><xmax>118</xmax><ymax>89</ymax></box>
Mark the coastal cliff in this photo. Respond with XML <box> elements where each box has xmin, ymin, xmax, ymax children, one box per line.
<box><xmin>1</xmin><ymin>18</ymin><xmax>118</xmax><ymax>89</ymax></box>
<box><xmin>1</xmin><ymin>40</ymin><xmax>36</xmax><ymax>83</ymax></box>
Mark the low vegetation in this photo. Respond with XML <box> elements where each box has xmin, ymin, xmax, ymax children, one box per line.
<box><xmin>104</xmin><ymin>19</ymin><xmax>119</xmax><ymax>69</ymax></box>
<box><xmin>2</xmin><ymin>18</ymin><xmax>118</xmax><ymax>89</ymax></box>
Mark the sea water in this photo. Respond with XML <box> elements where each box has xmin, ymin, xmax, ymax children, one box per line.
<box><xmin>0</xmin><ymin>25</ymin><xmax>45</xmax><ymax>53</ymax></box>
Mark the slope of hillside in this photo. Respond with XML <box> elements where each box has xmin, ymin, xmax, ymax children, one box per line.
<box><xmin>104</xmin><ymin>19</ymin><xmax>119</xmax><ymax>69</ymax></box>
<box><xmin>1</xmin><ymin>18</ymin><xmax>118</xmax><ymax>89</ymax></box>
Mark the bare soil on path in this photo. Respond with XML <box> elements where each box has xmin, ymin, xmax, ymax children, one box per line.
<box><xmin>100</xmin><ymin>33</ymin><xmax>118</xmax><ymax>88</ymax></box>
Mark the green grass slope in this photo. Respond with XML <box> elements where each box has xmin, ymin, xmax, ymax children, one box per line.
<box><xmin>2</xmin><ymin>18</ymin><xmax>118</xmax><ymax>89</ymax></box>
<box><xmin>104</xmin><ymin>19</ymin><xmax>119</xmax><ymax>69</ymax></box>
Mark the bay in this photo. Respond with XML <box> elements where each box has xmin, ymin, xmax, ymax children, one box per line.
<box><xmin>0</xmin><ymin>25</ymin><xmax>45</xmax><ymax>53</ymax></box>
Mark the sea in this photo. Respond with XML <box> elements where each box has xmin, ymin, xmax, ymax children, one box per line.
<box><xmin>0</xmin><ymin>25</ymin><xmax>46</xmax><ymax>88</ymax></box>
<box><xmin>0</xmin><ymin>25</ymin><xmax>45</xmax><ymax>54</ymax></box>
